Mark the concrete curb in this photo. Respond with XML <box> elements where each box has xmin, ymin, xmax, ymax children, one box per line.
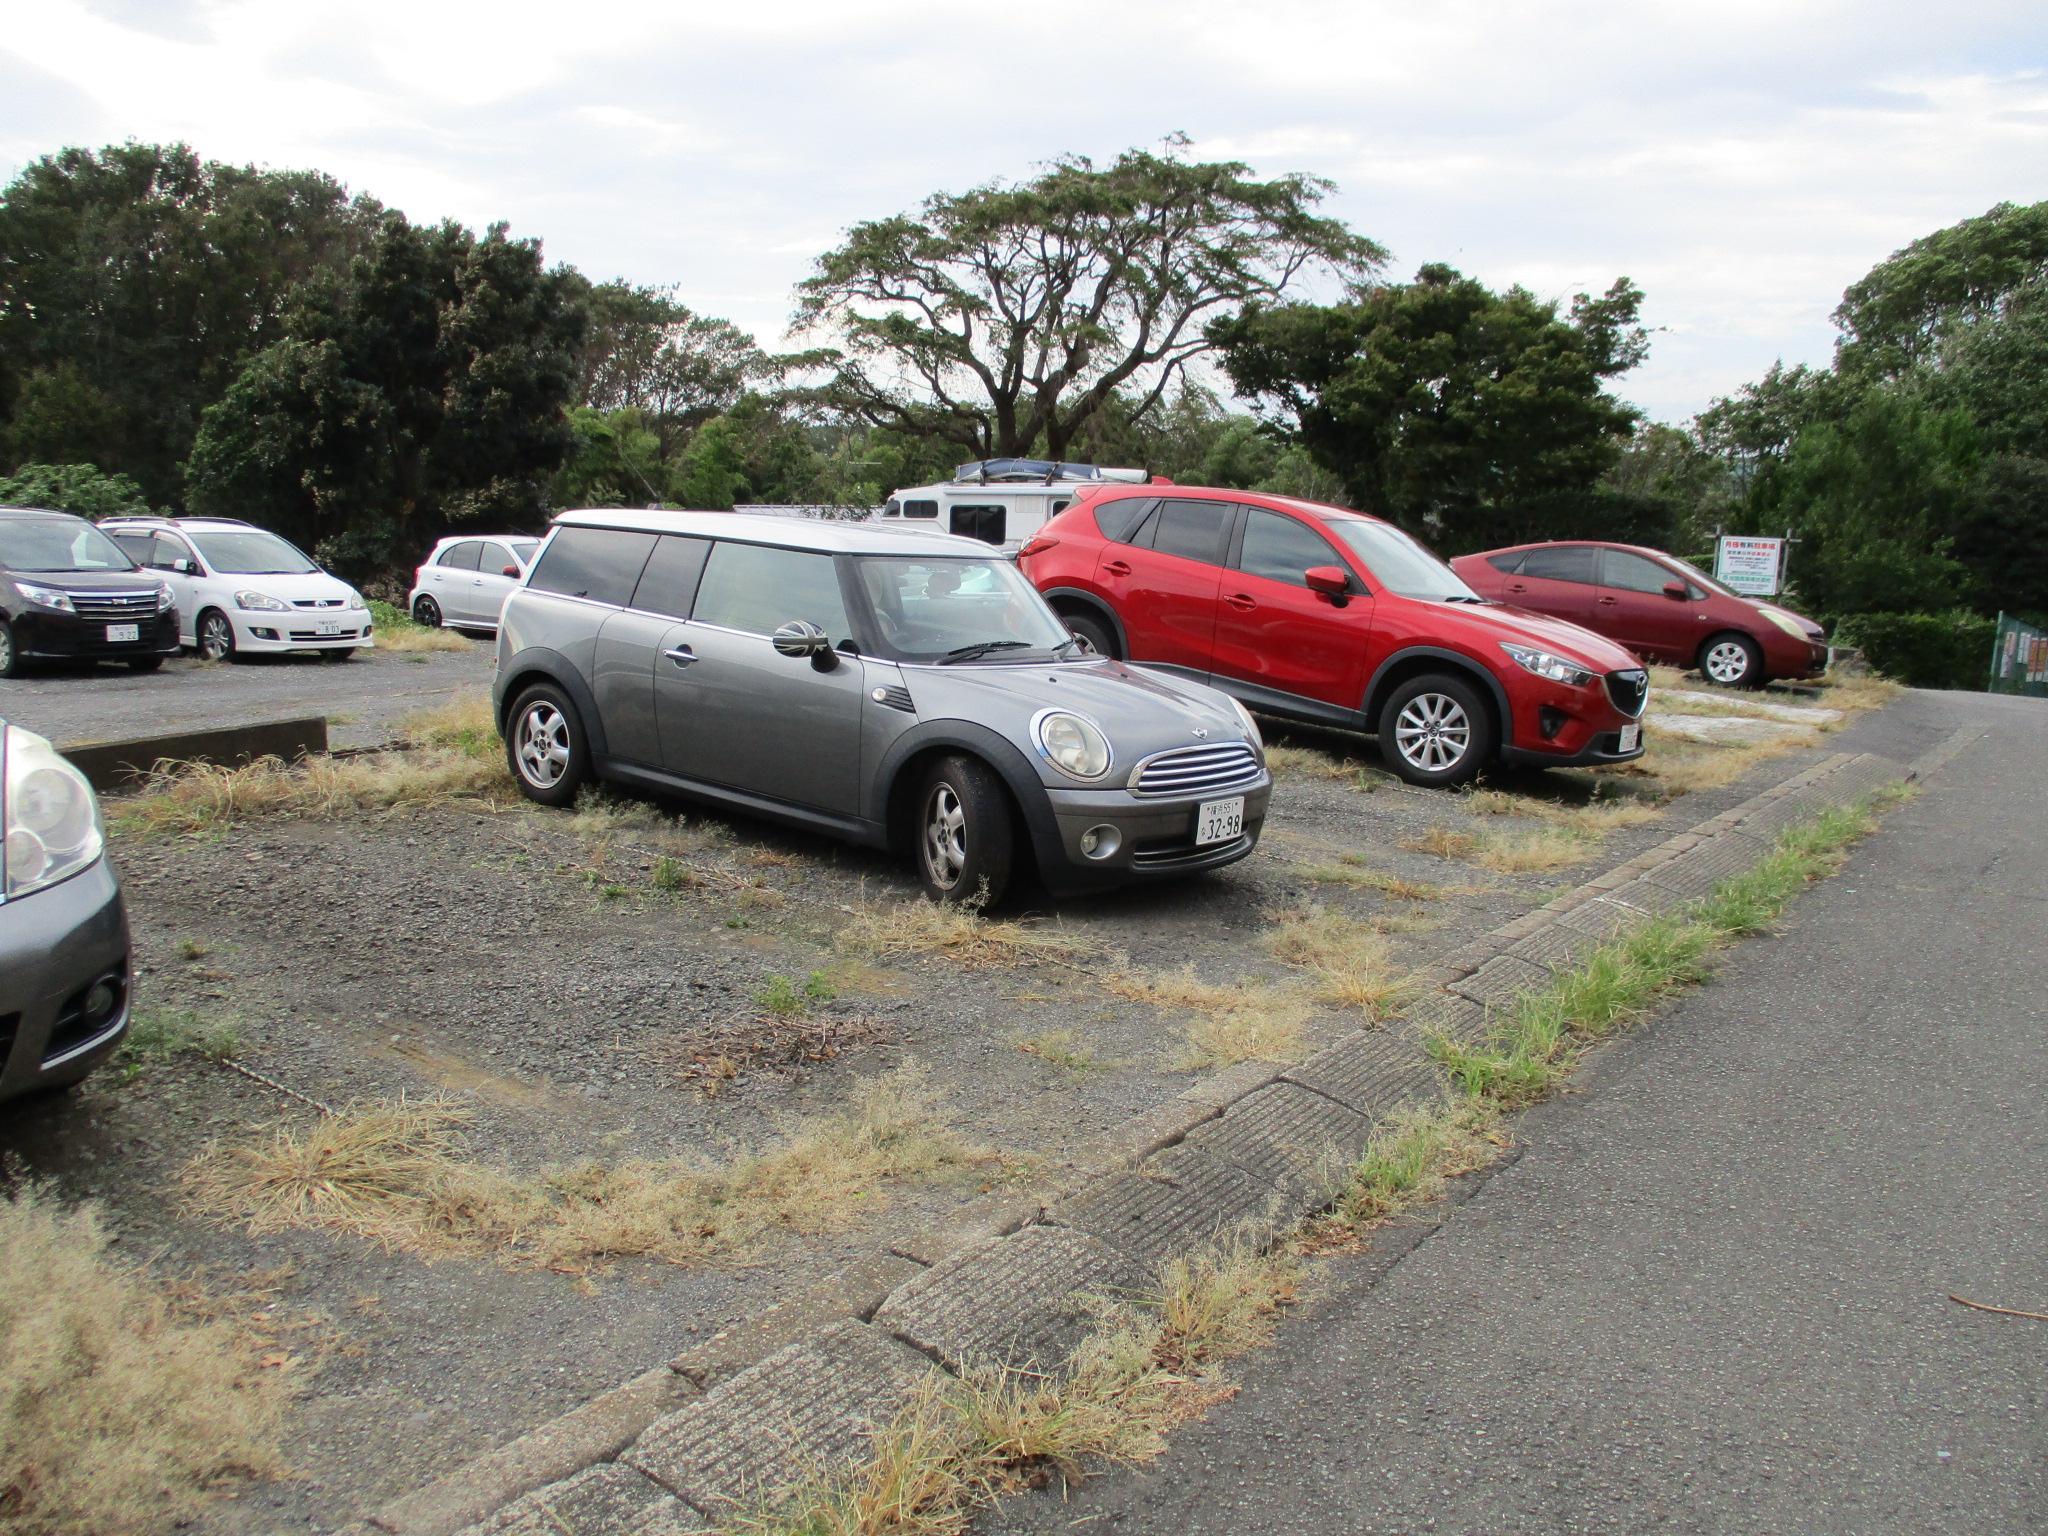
<box><xmin>59</xmin><ymin>714</ymin><xmax>328</xmax><ymax>792</ymax></box>
<box><xmin>362</xmin><ymin>748</ymin><xmax>1918</xmax><ymax>1536</ymax></box>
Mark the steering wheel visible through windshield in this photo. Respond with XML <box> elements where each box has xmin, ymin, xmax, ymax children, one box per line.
<box><xmin>854</xmin><ymin>555</ymin><xmax>1077</xmax><ymax>664</ymax></box>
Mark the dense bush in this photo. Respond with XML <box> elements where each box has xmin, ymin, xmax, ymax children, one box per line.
<box><xmin>1836</xmin><ymin>610</ymin><xmax>1996</xmax><ymax>690</ymax></box>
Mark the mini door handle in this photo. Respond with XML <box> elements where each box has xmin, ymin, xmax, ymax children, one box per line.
<box><xmin>664</xmin><ymin>645</ymin><xmax>696</xmax><ymax>667</ymax></box>
<box><xmin>1224</xmin><ymin>593</ymin><xmax>1255</xmax><ymax>611</ymax></box>
<box><xmin>1103</xmin><ymin>560</ymin><xmax>1132</xmax><ymax>577</ymax></box>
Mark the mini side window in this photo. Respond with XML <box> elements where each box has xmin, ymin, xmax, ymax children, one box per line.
<box><xmin>629</xmin><ymin>534</ymin><xmax>712</xmax><ymax>620</ymax></box>
<box><xmin>526</xmin><ymin>527</ymin><xmax>659</xmax><ymax>608</ymax></box>
<box><xmin>692</xmin><ymin>542</ymin><xmax>852</xmax><ymax>643</ymax></box>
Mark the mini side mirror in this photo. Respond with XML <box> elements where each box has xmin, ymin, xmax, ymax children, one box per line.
<box><xmin>1305</xmin><ymin>565</ymin><xmax>1350</xmax><ymax>597</ymax></box>
<box><xmin>772</xmin><ymin>619</ymin><xmax>837</xmax><ymax>670</ymax></box>
<box><xmin>1662</xmin><ymin>581</ymin><xmax>1688</xmax><ymax>600</ymax></box>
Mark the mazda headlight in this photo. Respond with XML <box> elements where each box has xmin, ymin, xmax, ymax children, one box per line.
<box><xmin>2</xmin><ymin>724</ymin><xmax>105</xmax><ymax>901</ymax></box>
<box><xmin>1500</xmin><ymin>643</ymin><xmax>1596</xmax><ymax>687</ymax></box>
<box><xmin>15</xmin><ymin>581</ymin><xmax>75</xmax><ymax>613</ymax></box>
<box><xmin>234</xmin><ymin>590</ymin><xmax>290</xmax><ymax>611</ymax></box>
<box><xmin>155</xmin><ymin>581</ymin><xmax>175</xmax><ymax>611</ymax></box>
<box><xmin>1033</xmin><ymin>709</ymin><xmax>1112</xmax><ymax>780</ymax></box>
<box><xmin>1759</xmin><ymin>607</ymin><xmax>1808</xmax><ymax>639</ymax></box>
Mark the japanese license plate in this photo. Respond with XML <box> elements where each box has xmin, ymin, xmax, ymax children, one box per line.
<box><xmin>105</xmin><ymin>623</ymin><xmax>139</xmax><ymax>643</ymax></box>
<box><xmin>1618</xmin><ymin>724</ymin><xmax>1641</xmax><ymax>753</ymax></box>
<box><xmin>1195</xmin><ymin>796</ymin><xmax>1245</xmax><ymax>846</ymax></box>
<box><xmin>317</xmin><ymin>621</ymin><xmax>342</xmax><ymax>636</ymax></box>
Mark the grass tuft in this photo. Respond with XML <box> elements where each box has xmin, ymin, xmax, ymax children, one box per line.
<box><xmin>1015</xmin><ymin>1028</ymin><xmax>1107</xmax><ymax>1077</ymax></box>
<box><xmin>367</xmin><ymin>598</ymin><xmax>473</xmax><ymax>653</ymax></box>
<box><xmin>109</xmin><ymin>747</ymin><xmax>513</xmax><ymax>839</ymax></box>
<box><xmin>840</xmin><ymin>901</ymin><xmax>1091</xmax><ymax>970</ymax></box>
<box><xmin>1262</xmin><ymin>907</ymin><xmax>1407</xmax><ymax>1016</ymax></box>
<box><xmin>1401</xmin><ymin>821</ymin><xmax>1595</xmax><ymax>873</ymax></box>
<box><xmin>1297</xmin><ymin>855</ymin><xmax>1455</xmax><ymax>901</ymax></box>
<box><xmin>120</xmin><ymin>1008</ymin><xmax>243</xmax><ymax>1075</ymax></box>
<box><xmin>1105</xmin><ymin>969</ymin><xmax>1311</xmax><ymax>1069</ymax></box>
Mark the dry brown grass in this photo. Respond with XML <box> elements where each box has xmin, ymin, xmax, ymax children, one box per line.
<box><xmin>1602</xmin><ymin>728</ymin><xmax>1823</xmax><ymax>800</ymax></box>
<box><xmin>1296</xmin><ymin>854</ymin><xmax>1460</xmax><ymax>900</ymax></box>
<box><xmin>1106</xmin><ymin>969</ymin><xmax>1312</xmax><ymax>1069</ymax></box>
<box><xmin>0</xmin><ymin>1188</ymin><xmax>289</xmax><ymax>1536</ymax></box>
<box><xmin>1400</xmin><ymin>822</ymin><xmax>1596</xmax><ymax>874</ymax></box>
<box><xmin>840</xmin><ymin>901</ymin><xmax>1092</xmax><ymax>970</ymax></box>
<box><xmin>1262</xmin><ymin>745</ymin><xmax>1359</xmax><ymax>780</ymax></box>
<box><xmin>1262</xmin><ymin>906</ymin><xmax>1407</xmax><ymax>1017</ymax></box>
<box><xmin>398</xmin><ymin>690</ymin><xmax>500</xmax><ymax>757</ymax></box>
<box><xmin>1460</xmin><ymin>788</ymin><xmax>1663</xmax><ymax>835</ymax></box>
<box><xmin>368</xmin><ymin>600</ymin><xmax>474</xmax><ymax>653</ymax></box>
<box><xmin>185</xmin><ymin>1067</ymin><xmax>990</xmax><ymax>1273</ymax></box>
<box><xmin>109</xmin><ymin>746</ymin><xmax>513</xmax><ymax>838</ymax></box>
<box><xmin>1814</xmin><ymin>669</ymin><xmax>1902</xmax><ymax>714</ymax></box>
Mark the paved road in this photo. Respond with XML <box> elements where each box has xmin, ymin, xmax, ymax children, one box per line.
<box><xmin>0</xmin><ymin>643</ymin><xmax>497</xmax><ymax>751</ymax></box>
<box><xmin>986</xmin><ymin>689</ymin><xmax>2047</xmax><ymax>1536</ymax></box>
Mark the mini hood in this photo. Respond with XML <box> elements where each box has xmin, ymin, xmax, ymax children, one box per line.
<box><xmin>903</xmin><ymin>656</ymin><xmax>1252</xmax><ymax>741</ymax></box>
<box><xmin>1449</xmin><ymin>599</ymin><xmax>1645</xmax><ymax>672</ymax></box>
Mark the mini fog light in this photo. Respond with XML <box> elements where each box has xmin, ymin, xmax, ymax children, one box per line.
<box><xmin>1079</xmin><ymin>824</ymin><xmax>1122</xmax><ymax>860</ymax></box>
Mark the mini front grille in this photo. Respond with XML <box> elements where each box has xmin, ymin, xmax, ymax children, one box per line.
<box><xmin>1130</xmin><ymin>832</ymin><xmax>1255</xmax><ymax>868</ymax></box>
<box><xmin>68</xmin><ymin>591</ymin><xmax>157</xmax><ymax>620</ymax></box>
<box><xmin>1128</xmin><ymin>741</ymin><xmax>1263</xmax><ymax>797</ymax></box>
<box><xmin>1605</xmin><ymin>669</ymin><xmax>1649</xmax><ymax>718</ymax></box>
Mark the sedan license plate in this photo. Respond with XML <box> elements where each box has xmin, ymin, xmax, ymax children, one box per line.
<box><xmin>105</xmin><ymin>623</ymin><xmax>139</xmax><ymax>643</ymax></box>
<box><xmin>1618</xmin><ymin>724</ymin><xmax>1642</xmax><ymax>753</ymax></box>
<box><xmin>1196</xmin><ymin>796</ymin><xmax>1245</xmax><ymax>846</ymax></box>
<box><xmin>317</xmin><ymin>621</ymin><xmax>342</xmax><ymax>636</ymax></box>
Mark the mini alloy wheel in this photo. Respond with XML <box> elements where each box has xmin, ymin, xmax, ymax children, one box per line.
<box><xmin>1394</xmin><ymin>691</ymin><xmax>1472</xmax><ymax>775</ymax></box>
<box><xmin>922</xmin><ymin>781</ymin><xmax>968</xmax><ymax>892</ymax></box>
<box><xmin>913</xmin><ymin>754</ymin><xmax>1014</xmax><ymax>904</ymax></box>
<box><xmin>516</xmin><ymin>701</ymin><xmax>570</xmax><ymax>790</ymax></box>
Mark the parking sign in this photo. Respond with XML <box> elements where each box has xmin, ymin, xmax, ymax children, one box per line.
<box><xmin>1714</xmin><ymin>535</ymin><xmax>1785</xmax><ymax>597</ymax></box>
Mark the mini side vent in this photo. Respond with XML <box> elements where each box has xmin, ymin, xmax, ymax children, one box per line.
<box><xmin>870</xmin><ymin>684</ymin><xmax>916</xmax><ymax>714</ymax></box>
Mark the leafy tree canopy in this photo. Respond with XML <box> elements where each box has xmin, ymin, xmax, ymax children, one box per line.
<box><xmin>795</xmin><ymin>136</ymin><xmax>1385</xmax><ymax>462</ymax></box>
<box><xmin>1834</xmin><ymin>199</ymin><xmax>2048</xmax><ymax>379</ymax></box>
<box><xmin>0</xmin><ymin>461</ymin><xmax>158</xmax><ymax>519</ymax></box>
<box><xmin>573</xmin><ymin>280</ymin><xmax>775</xmax><ymax>460</ymax></box>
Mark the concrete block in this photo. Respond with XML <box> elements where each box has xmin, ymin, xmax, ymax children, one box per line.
<box><xmin>626</xmin><ymin>1321</ymin><xmax>933</xmax><ymax>1516</ymax></box>
<box><xmin>1606</xmin><ymin>875</ymin><xmax>1692</xmax><ymax>916</ymax></box>
<box><xmin>1180</xmin><ymin>1082</ymin><xmax>1371</xmax><ymax>1205</ymax></box>
<box><xmin>61</xmin><ymin>714</ymin><xmax>328</xmax><ymax>793</ymax></box>
<box><xmin>1641</xmin><ymin>833</ymin><xmax>1764</xmax><ymax>896</ymax></box>
<box><xmin>874</xmin><ymin>1225</ymin><xmax>1135</xmax><ymax>1373</ymax></box>
<box><xmin>887</xmin><ymin>1192</ymin><xmax>1039</xmax><ymax>1267</ymax></box>
<box><xmin>1554</xmin><ymin>896</ymin><xmax>1644</xmax><ymax>942</ymax></box>
<box><xmin>1395</xmin><ymin>989</ymin><xmax>1490</xmax><ymax>1045</ymax></box>
<box><xmin>455</xmin><ymin>1464</ymin><xmax>696</xmax><ymax>1536</ymax></box>
<box><xmin>1430</xmin><ymin>938</ymin><xmax>1507</xmax><ymax>978</ymax></box>
<box><xmin>1282</xmin><ymin>1031</ymin><xmax>1443</xmax><ymax>1122</ymax></box>
<box><xmin>1505</xmin><ymin>921</ymin><xmax>1605</xmax><ymax>972</ymax></box>
<box><xmin>1449</xmin><ymin>955</ymin><xmax>1550</xmax><ymax>1010</ymax></box>
<box><xmin>1047</xmin><ymin>1161</ymin><xmax>1271</xmax><ymax>1274</ymax></box>
<box><xmin>673</xmin><ymin>1253</ymin><xmax>925</xmax><ymax>1387</ymax></box>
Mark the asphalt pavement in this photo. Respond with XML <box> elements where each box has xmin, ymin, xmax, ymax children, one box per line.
<box><xmin>0</xmin><ymin>642</ymin><xmax>497</xmax><ymax>751</ymax></box>
<box><xmin>983</xmin><ymin>688</ymin><xmax>2047</xmax><ymax>1535</ymax></box>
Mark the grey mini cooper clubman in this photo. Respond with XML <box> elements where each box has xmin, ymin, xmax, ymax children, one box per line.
<box><xmin>492</xmin><ymin>510</ymin><xmax>1271</xmax><ymax>902</ymax></box>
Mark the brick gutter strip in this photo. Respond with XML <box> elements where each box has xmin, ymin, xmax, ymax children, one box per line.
<box><xmin>346</xmin><ymin>751</ymin><xmax>1913</xmax><ymax>1536</ymax></box>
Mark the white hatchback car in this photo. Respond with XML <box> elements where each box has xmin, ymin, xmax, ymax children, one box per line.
<box><xmin>102</xmin><ymin>516</ymin><xmax>373</xmax><ymax>661</ymax></box>
<box><xmin>408</xmin><ymin>534</ymin><xmax>539</xmax><ymax>633</ymax></box>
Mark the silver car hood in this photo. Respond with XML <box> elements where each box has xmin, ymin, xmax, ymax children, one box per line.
<box><xmin>896</xmin><ymin>657</ymin><xmax>1251</xmax><ymax>742</ymax></box>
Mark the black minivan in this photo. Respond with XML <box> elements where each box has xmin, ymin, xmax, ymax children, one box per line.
<box><xmin>0</xmin><ymin>507</ymin><xmax>182</xmax><ymax>677</ymax></box>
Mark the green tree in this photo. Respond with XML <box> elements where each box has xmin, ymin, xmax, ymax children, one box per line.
<box><xmin>1834</xmin><ymin>199</ymin><xmax>2048</xmax><ymax>379</ymax></box>
<box><xmin>0</xmin><ymin>461</ymin><xmax>158</xmax><ymax>518</ymax></box>
<box><xmin>551</xmin><ymin>407</ymin><xmax>668</xmax><ymax>508</ymax></box>
<box><xmin>795</xmin><ymin>137</ymin><xmax>1384</xmax><ymax>461</ymax></box>
<box><xmin>185</xmin><ymin>213</ymin><xmax>584</xmax><ymax>573</ymax></box>
<box><xmin>1215</xmin><ymin>263</ymin><xmax>1647</xmax><ymax>550</ymax></box>
<box><xmin>673</xmin><ymin>416</ymin><xmax>750</xmax><ymax>509</ymax></box>
<box><xmin>574</xmin><ymin>281</ymin><xmax>773</xmax><ymax>461</ymax></box>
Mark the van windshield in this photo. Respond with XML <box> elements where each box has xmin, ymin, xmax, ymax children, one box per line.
<box><xmin>854</xmin><ymin>555</ymin><xmax>1076</xmax><ymax>663</ymax></box>
<box><xmin>0</xmin><ymin>518</ymin><xmax>136</xmax><ymax>573</ymax></box>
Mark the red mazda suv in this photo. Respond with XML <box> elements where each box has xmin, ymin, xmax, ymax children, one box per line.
<box><xmin>1448</xmin><ymin>541</ymin><xmax>1829</xmax><ymax>688</ymax></box>
<box><xmin>1019</xmin><ymin>487</ymin><xmax>1648</xmax><ymax>788</ymax></box>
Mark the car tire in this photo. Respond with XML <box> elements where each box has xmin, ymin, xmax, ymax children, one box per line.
<box><xmin>320</xmin><ymin>648</ymin><xmax>356</xmax><ymax>663</ymax></box>
<box><xmin>0</xmin><ymin>618</ymin><xmax>19</xmax><ymax>679</ymax></box>
<box><xmin>196</xmin><ymin>608</ymin><xmax>237</xmax><ymax>663</ymax></box>
<box><xmin>1063</xmin><ymin>611</ymin><xmax>1120</xmax><ymax>659</ymax></box>
<box><xmin>505</xmin><ymin>682</ymin><xmax>588</xmax><ymax>808</ymax></box>
<box><xmin>127</xmin><ymin>656</ymin><xmax>164</xmax><ymax>673</ymax></box>
<box><xmin>1699</xmin><ymin>632</ymin><xmax>1763</xmax><ymax>689</ymax></box>
<box><xmin>915</xmin><ymin>754</ymin><xmax>1015</xmax><ymax>905</ymax></box>
<box><xmin>1378</xmin><ymin>672</ymin><xmax>1495</xmax><ymax>788</ymax></box>
<box><xmin>413</xmin><ymin>595</ymin><xmax>442</xmax><ymax>628</ymax></box>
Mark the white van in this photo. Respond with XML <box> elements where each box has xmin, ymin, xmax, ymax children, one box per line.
<box><xmin>879</xmin><ymin>460</ymin><xmax>1158</xmax><ymax>551</ymax></box>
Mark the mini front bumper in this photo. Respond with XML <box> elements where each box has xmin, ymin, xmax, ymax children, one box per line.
<box><xmin>1034</xmin><ymin>774</ymin><xmax>1273</xmax><ymax>892</ymax></box>
<box><xmin>0</xmin><ymin>857</ymin><xmax>132</xmax><ymax>1103</ymax></box>
<box><xmin>15</xmin><ymin>607</ymin><xmax>181</xmax><ymax>661</ymax></box>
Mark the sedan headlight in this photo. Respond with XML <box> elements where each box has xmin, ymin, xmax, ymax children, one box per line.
<box><xmin>1033</xmin><ymin>709</ymin><xmax>1113</xmax><ymax>780</ymax></box>
<box><xmin>15</xmin><ymin>581</ymin><xmax>75</xmax><ymax>613</ymax></box>
<box><xmin>1758</xmin><ymin>607</ymin><xmax>1809</xmax><ymax>639</ymax></box>
<box><xmin>1500</xmin><ymin>643</ymin><xmax>1597</xmax><ymax>687</ymax></box>
<box><xmin>235</xmin><ymin>590</ymin><xmax>290</xmax><ymax>612</ymax></box>
<box><xmin>2</xmin><ymin>724</ymin><xmax>105</xmax><ymax>901</ymax></box>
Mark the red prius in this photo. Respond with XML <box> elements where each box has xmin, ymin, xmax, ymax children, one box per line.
<box><xmin>1018</xmin><ymin>487</ymin><xmax>1649</xmax><ymax>788</ymax></box>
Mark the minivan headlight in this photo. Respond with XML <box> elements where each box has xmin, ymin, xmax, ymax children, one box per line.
<box><xmin>1033</xmin><ymin>710</ymin><xmax>1112</xmax><ymax>780</ymax></box>
<box><xmin>14</xmin><ymin>581</ymin><xmax>75</xmax><ymax>612</ymax></box>
<box><xmin>344</xmin><ymin>588</ymin><xmax>368</xmax><ymax>611</ymax></box>
<box><xmin>155</xmin><ymin>582</ymin><xmax>175</xmax><ymax>611</ymax></box>
<box><xmin>1500</xmin><ymin>642</ymin><xmax>1596</xmax><ymax>687</ymax></box>
<box><xmin>235</xmin><ymin>590</ymin><xmax>290</xmax><ymax>612</ymax></box>
<box><xmin>3</xmin><ymin>724</ymin><xmax>105</xmax><ymax>901</ymax></box>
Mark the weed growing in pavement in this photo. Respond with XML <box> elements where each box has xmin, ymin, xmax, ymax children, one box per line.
<box><xmin>120</xmin><ymin>1008</ymin><xmax>243</xmax><ymax>1077</ymax></box>
<box><xmin>1104</xmin><ymin>968</ymin><xmax>1312</xmax><ymax>1069</ymax></box>
<box><xmin>175</xmin><ymin>937</ymin><xmax>210</xmax><ymax>962</ymax></box>
<box><xmin>399</xmin><ymin>691</ymin><xmax>500</xmax><ymax>759</ymax></box>
<box><xmin>367</xmin><ymin>598</ymin><xmax>472</xmax><ymax>653</ymax></box>
<box><xmin>109</xmin><ymin>748</ymin><xmax>514</xmax><ymax>838</ymax></box>
<box><xmin>756</xmin><ymin>971</ymin><xmax>838</xmax><ymax>1019</ymax></box>
<box><xmin>1262</xmin><ymin>744</ymin><xmax>1396</xmax><ymax>792</ymax></box>
<box><xmin>184</xmin><ymin>1066</ymin><xmax>992</xmax><ymax>1272</ymax></box>
<box><xmin>1460</xmin><ymin>788</ymin><xmax>1662</xmax><ymax>835</ymax></box>
<box><xmin>840</xmin><ymin>897</ymin><xmax>1092</xmax><ymax>970</ymax></box>
<box><xmin>0</xmin><ymin>1186</ymin><xmax>290</xmax><ymax>1536</ymax></box>
<box><xmin>1261</xmin><ymin>907</ymin><xmax>1408</xmax><ymax>1017</ymax></box>
<box><xmin>1401</xmin><ymin>821</ymin><xmax>1594</xmax><ymax>874</ymax></box>
<box><xmin>1015</xmin><ymin>1028</ymin><xmax>1109</xmax><ymax>1077</ymax></box>
<box><xmin>565</xmin><ymin>786</ymin><xmax>665</xmax><ymax>836</ymax></box>
<box><xmin>1297</xmin><ymin>855</ymin><xmax>1457</xmax><ymax>900</ymax></box>
<box><xmin>651</xmin><ymin>855</ymin><xmax>702</xmax><ymax>892</ymax></box>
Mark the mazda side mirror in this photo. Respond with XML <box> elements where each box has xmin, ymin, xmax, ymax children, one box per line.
<box><xmin>773</xmin><ymin>619</ymin><xmax>837</xmax><ymax>670</ymax></box>
<box><xmin>1662</xmin><ymin>581</ymin><xmax>1688</xmax><ymax>600</ymax></box>
<box><xmin>1305</xmin><ymin>565</ymin><xmax>1350</xmax><ymax>597</ymax></box>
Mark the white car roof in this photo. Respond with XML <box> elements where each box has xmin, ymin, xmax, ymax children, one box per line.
<box><xmin>552</xmin><ymin>508</ymin><xmax>994</xmax><ymax>558</ymax></box>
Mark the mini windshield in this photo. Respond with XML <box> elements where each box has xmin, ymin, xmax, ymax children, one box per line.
<box><xmin>0</xmin><ymin>518</ymin><xmax>136</xmax><ymax>574</ymax></box>
<box><xmin>854</xmin><ymin>555</ymin><xmax>1076</xmax><ymax>663</ymax></box>
<box><xmin>1327</xmin><ymin>520</ymin><xmax>1479</xmax><ymax>601</ymax></box>
<box><xmin>189</xmin><ymin>530</ymin><xmax>319</xmax><ymax>576</ymax></box>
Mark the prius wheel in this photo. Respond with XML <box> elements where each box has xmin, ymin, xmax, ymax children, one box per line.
<box><xmin>1699</xmin><ymin>632</ymin><xmax>1763</xmax><ymax>689</ymax></box>
<box><xmin>506</xmin><ymin>683</ymin><xmax>587</xmax><ymax>808</ymax></box>
<box><xmin>915</xmin><ymin>754</ymin><xmax>1014</xmax><ymax>905</ymax></box>
<box><xmin>196</xmin><ymin>609</ymin><xmax>236</xmax><ymax>663</ymax></box>
<box><xmin>413</xmin><ymin>595</ymin><xmax>442</xmax><ymax>628</ymax></box>
<box><xmin>1379</xmin><ymin>673</ymin><xmax>1495</xmax><ymax>788</ymax></box>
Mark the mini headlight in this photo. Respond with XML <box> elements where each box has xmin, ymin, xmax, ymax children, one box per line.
<box><xmin>1224</xmin><ymin>694</ymin><xmax>1263</xmax><ymax>750</ymax></box>
<box><xmin>2</xmin><ymin>724</ymin><xmax>105</xmax><ymax>901</ymax></box>
<box><xmin>1033</xmin><ymin>709</ymin><xmax>1112</xmax><ymax>780</ymax></box>
<box><xmin>15</xmin><ymin>581</ymin><xmax>75</xmax><ymax>612</ymax></box>
<box><xmin>235</xmin><ymin>590</ymin><xmax>290</xmax><ymax>611</ymax></box>
<box><xmin>1500</xmin><ymin>642</ymin><xmax>1596</xmax><ymax>687</ymax></box>
<box><xmin>1758</xmin><ymin>607</ymin><xmax>1808</xmax><ymax>639</ymax></box>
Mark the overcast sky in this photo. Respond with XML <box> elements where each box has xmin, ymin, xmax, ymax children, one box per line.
<box><xmin>4</xmin><ymin>0</ymin><xmax>2043</xmax><ymax>425</ymax></box>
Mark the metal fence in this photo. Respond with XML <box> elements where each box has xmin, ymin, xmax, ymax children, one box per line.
<box><xmin>1989</xmin><ymin>612</ymin><xmax>2048</xmax><ymax>697</ymax></box>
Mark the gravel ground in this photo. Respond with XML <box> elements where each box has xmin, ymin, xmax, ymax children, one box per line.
<box><xmin>0</xmin><ymin>704</ymin><xmax>1892</xmax><ymax>1535</ymax></box>
<box><xmin>0</xmin><ymin>640</ymin><xmax>497</xmax><ymax>751</ymax></box>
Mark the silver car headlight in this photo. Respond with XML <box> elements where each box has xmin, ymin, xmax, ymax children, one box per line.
<box><xmin>1032</xmin><ymin>709</ymin><xmax>1113</xmax><ymax>780</ymax></box>
<box><xmin>1500</xmin><ymin>642</ymin><xmax>1596</xmax><ymax>687</ymax></box>
<box><xmin>15</xmin><ymin>581</ymin><xmax>76</xmax><ymax>612</ymax></box>
<box><xmin>1759</xmin><ymin>606</ymin><xmax>1808</xmax><ymax>639</ymax></box>
<box><xmin>235</xmin><ymin>590</ymin><xmax>290</xmax><ymax>612</ymax></box>
<box><xmin>2</xmin><ymin>724</ymin><xmax>105</xmax><ymax>901</ymax></box>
